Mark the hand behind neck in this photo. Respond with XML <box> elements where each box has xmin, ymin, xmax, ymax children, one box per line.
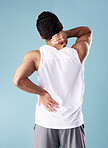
<box><xmin>46</xmin><ymin>40</ymin><xmax>65</xmax><ymax>50</ymax></box>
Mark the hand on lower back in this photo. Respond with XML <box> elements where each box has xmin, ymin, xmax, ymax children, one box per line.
<box><xmin>38</xmin><ymin>91</ymin><xmax>60</xmax><ymax>112</ymax></box>
<box><xmin>51</xmin><ymin>30</ymin><xmax>68</xmax><ymax>47</ymax></box>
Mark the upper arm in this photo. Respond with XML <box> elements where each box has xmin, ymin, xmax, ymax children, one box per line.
<box><xmin>13</xmin><ymin>51</ymin><xmax>36</xmax><ymax>85</ymax></box>
<box><xmin>71</xmin><ymin>30</ymin><xmax>93</xmax><ymax>64</ymax></box>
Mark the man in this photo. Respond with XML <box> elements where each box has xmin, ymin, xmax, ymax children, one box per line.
<box><xmin>13</xmin><ymin>11</ymin><xmax>92</xmax><ymax>148</ymax></box>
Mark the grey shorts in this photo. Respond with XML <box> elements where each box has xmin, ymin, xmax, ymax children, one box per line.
<box><xmin>33</xmin><ymin>124</ymin><xmax>86</xmax><ymax>148</ymax></box>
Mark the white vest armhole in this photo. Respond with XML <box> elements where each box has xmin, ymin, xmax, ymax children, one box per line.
<box><xmin>37</xmin><ymin>47</ymin><xmax>43</xmax><ymax>73</ymax></box>
<box><xmin>72</xmin><ymin>48</ymin><xmax>82</xmax><ymax>65</ymax></box>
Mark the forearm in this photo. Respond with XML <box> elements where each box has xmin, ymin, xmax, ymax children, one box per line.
<box><xmin>66</xmin><ymin>26</ymin><xmax>92</xmax><ymax>38</ymax></box>
<box><xmin>15</xmin><ymin>78</ymin><xmax>46</xmax><ymax>96</ymax></box>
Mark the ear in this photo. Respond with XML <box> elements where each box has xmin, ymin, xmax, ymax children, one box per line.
<box><xmin>39</xmin><ymin>34</ymin><xmax>44</xmax><ymax>40</ymax></box>
<box><xmin>60</xmin><ymin>23</ymin><xmax>63</xmax><ymax>29</ymax></box>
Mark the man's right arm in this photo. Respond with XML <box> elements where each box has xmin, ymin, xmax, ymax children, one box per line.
<box><xmin>66</xmin><ymin>26</ymin><xmax>93</xmax><ymax>64</ymax></box>
<box><xmin>13</xmin><ymin>50</ymin><xmax>46</xmax><ymax>95</ymax></box>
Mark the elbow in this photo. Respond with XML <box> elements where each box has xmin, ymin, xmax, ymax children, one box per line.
<box><xmin>86</xmin><ymin>27</ymin><xmax>93</xmax><ymax>34</ymax></box>
<box><xmin>13</xmin><ymin>79</ymin><xmax>19</xmax><ymax>86</ymax></box>
<box><xmin>13</xmin><ymin>77</ymin><xmax>21</xmax><ymax>86</ymax></box>
<box><xmin>89</xmin><ymin>29</ymin><xmax>93</xmax><ymax>35</ymax></box>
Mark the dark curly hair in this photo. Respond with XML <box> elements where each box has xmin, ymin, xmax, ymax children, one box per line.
<box><xmin>36</xmin><ymin>11</ymin><xmax>63</xmax><ymax>40</ymax></box>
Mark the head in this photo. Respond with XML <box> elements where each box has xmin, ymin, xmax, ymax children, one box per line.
<box><xmin>36</xmin><ymin>11</ymin><xmax>63</xmax><ymax>41</ymax></box>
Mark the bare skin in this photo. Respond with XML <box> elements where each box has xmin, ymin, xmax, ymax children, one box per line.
<box><xmin>13</xmin><ymin>26</ymin><xmax>93</xmax><ymax>112</ymax></box>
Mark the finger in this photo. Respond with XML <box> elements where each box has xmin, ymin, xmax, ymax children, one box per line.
<box><xmin>52</xmin><ymin>32</ymin><xmax>61</xmax><ymax>38</ymax></box>
<box><xmin>52</xmin><ymin>34</ymin><xmax>63</xmax><ymax>41</ymax></box>
<box><xmin>47</xmin><ymin>104</ymin><xmax>57</xmax><ymax>112</ymax></box>
<box><xmin>51</xmin><ymin>35</ymin><xmax>62</xmax><ymax>42</ymax></box>
<box><xmin>52</xmin><ymin>34</ymin><xmax>58</xmax><ymax>38</ymax></box>
<box><xmin>51</xmin><ymin>37</ymin><xmax>60</xmax><ymax>43</ymax></box>
<box><xmin>52</xmin><ymin>38</ymin><xmax>65</xmax><ymax>44</ymax></box>
<box><xmin>45</xmin><ymin>104</ymin><xmax>52</xmax><ymax>112</ymax></box>
<box><xmin>52</xmin><ymin>40</ymin><xmax>63</xmax><ymax>44</ymax></box>
<box><xmin>52</xmin><ymin>34</ymin><xmax>59</xmax><ymax>39</ymax></box>
<box><xmin>50</xmin><ymin>99</ymin><xmax>60</xmax><ymax>105</ymax></box>
<box><xmin>62</xmin><ymin>42</ymin><xmax>66</xmax><ymax>47</ymax></box>
<box><xmin>51</xmin><ymin>39</ymin><xmax>57</xmax><ymax>44</ymax></box>
<box><xmin>52</xmin><ymin>31</ymin><xmax>64</xmax><ymax>39</ymax></box>
<box><xmin>54</xmin><ymin>36</ymin><xmax>64</xmax><ymax>42</ymax></box>
<box><xmin>49</xmin><ymin>102</ymin><xmax>60</xmax><ymax>109</ymax></box>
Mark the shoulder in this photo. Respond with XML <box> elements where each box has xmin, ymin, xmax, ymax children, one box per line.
<box><xmin>31</xmin><ymin>45</ymin><xmax>46</xmax><ymax>57</ymax></box>
<box><xmin>24</xmin><ymin>48</ymin><xmax>40</xmax><ymax>59</ymax></box>
<box><xmin>71</xmin><ymin>41</ymin><xmax>89</xmax><ymax>66</ymax></box>
<box><xmin>71</xmin><ymin>31</ymin><xmax>93</xmax><ymax>64</ymax></box>
<box><xmin>25</xmin><ymin>45</ymin><xmax>46</xmax><ymax>60</ymax></box>
<box><xmin>22</xmin><ymin>48</ymin><xmax>40</xmax><ymax>68</ymax></box>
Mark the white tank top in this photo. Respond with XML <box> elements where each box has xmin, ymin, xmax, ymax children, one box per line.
<box><xmin>34</xmin><ymin>44</ymin><xmax>85</xmax><ymax>129</ymax></box>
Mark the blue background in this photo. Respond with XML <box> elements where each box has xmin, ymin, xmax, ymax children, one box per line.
<box><xmin>0</xmin><ymin>0</ymin><xmax>108</xmax><ymax>148</ymax></box>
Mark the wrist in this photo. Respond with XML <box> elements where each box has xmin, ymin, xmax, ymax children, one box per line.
<box><xmin>40</xmin><ymin>89</ymin><xmax>47</xmax><ymax>96</ymax></box>
<box><xmin>65</xmin><ymin>30</ymin><xmax>71</xmax><ymax>38</ymax></box>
